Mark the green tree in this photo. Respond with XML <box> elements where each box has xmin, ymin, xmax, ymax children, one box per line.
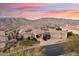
<box><xmin>43</xmin><ymin>32</ymin><xmax>51</xmax><ymax>41</ymax></box>
<box><xmin>67</xmin><ymin>32</ymin><xmax>74</xmax><ymax>38</ymax></box>
<box><xmin>56</xmin><ymin>27</ymin><xmax>62</xmax><ymax>30</ymax></box>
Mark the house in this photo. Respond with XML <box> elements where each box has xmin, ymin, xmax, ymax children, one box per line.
<box><xmin>17</xmin><ymin>26</ymin><xmax>67</xmax><ymax>42</ymax></box>
<box><xmin>32</xmin><ymin>28</ymin><xmax>67</xmax><ymax>41</ymax></box>
<box><xmin>23</xmin><ymin>32</ymin><xmax>34</xmax><ymax>39</ymax></box>
<box><xmin>17</xmin><ymin>27</ymin><xmax>34</xmax><ymax>39</ymax></box>
<box><xmin>31</xmin><ymin>29</ymin><xmax>44</xmax><ymax>41</ymax></box>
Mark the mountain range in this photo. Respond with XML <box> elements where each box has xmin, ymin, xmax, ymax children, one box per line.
<box><xmin>0</xmin><ymin>17</ymin><xmax>79</xmax><ymax>30</ymax></box>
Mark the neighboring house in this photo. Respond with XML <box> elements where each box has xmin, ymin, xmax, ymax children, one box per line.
<box><xmin>18</xmin><ymin>27</ymin><xmax>34</xmax><ymax>39</ymax></box>
<box><xmin>0</xmin><ymin>31</ymin><xmax>8</xmax><ymax>51</ymax></box>
<box><xmin>49</xmin><ymin>29</ymin><xmax>67</xmax><ymax>39</ymax></box>
<box><xmin>62</xmin><ymin>25</ymin><xmax>79</xmax><ymax>34</ymax></box>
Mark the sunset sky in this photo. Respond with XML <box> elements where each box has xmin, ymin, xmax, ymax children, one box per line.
<box><xmin>0</xmin><ymin>3</ymin><xmax>79</xmax><ymax>20</ymax></box>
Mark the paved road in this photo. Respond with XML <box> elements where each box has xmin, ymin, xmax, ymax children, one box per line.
<box><xmin>43</xmin><ymin>43</ymin><xmax>65</xmax><ymax>56</ymax></box>
<box><xmin>25</xmin><ymin>43</ymin><xmax>65</xmax><ymax>56</ymax></box>
<box><xmin>41</xmin><ymin>39</ymin><xmax>67</xmax><ymax>56</ymax></box>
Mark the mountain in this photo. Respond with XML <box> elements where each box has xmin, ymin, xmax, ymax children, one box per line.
<box><xmin>0</xmin><ymin>17</ymin><xmax>79</xmax><ymax>30</ymax></box>
<box><xmin>0</xmin><ymin>17</ymin><xmax>31</xmax><ymax>30</ymax></box>
<box><xmin>33</xmin><ymin>18</ymin><xmax>79</xmax><ymax>25</ymax></box>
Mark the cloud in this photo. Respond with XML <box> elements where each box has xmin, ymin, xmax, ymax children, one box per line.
<box><xmin>1</xmin><ymin>3</ymin><xmax>79</xmax><ymax>20</ymax></box>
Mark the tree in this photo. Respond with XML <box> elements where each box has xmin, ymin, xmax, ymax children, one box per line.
<box><xmin>67</xmin><ymin>32</ymin><xmax>74</xmax><ymax>38</ymax></box>
<box><xmin>43</xmin><ymin>32</ymin><xmax>51</xmax><ymax>41</ymax></box>
<box><xmin>56</xmin><ymin>27</ymin><xmax>62</xmax><ymax>30</ymax></box>
<box><xmin>50</xmin><ymin>25</ymin><xmax>62</xmax><ymax>30</ymax></box>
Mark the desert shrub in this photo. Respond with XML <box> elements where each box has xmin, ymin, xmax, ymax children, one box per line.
<box><xmin>67</xmin><ymin>32</ymin><xmax>74</xmax><ymax>38</ymax></box>
<box><xmin>26</xmin><ymin>47</ymin><xmax>45</xmax><ymax>56</ymax></box>
<box><xmin>56</xmin><ymin>27</ymin><xmax>62</xmax><ymax>30</ymax></box>
<box><xmin>0</xmin><ymin>46</ymin><xmax>44</xmax><ymax>56</ymax></box>
<box><xmin>50</xmin><ymin>26</ymin><xmax>62</xmax><ymax>30</ymax></box>
<box><xmin>65</xmin><ymin>34</ymin><xmax>79</xmax><ymax>55</ymax></box>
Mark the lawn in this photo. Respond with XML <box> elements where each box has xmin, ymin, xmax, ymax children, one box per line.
<box><xmin>20</xmin><ymin>39</ymin><xmax>40</xmax><ymax>47</ymax></box>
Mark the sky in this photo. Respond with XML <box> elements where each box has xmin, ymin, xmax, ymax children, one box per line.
<box><xmin>1</xmin><ymin>3</ymin><xmax>79</xmax><ymax>20</ymax></box>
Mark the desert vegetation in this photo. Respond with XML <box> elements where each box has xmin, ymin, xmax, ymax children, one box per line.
<box><xmin>0</xmin><ymin>46</ymin><xmax>44</xmax><ymax>56</ymax></box>
<box><xmin>65</xmin><ymin>32</ymin><xmax>79</xmax><ymax>55</ymax></box>
<box><xmin>49</xmin><ymin>25</ymin><xmax>62</xmax><ymax>30</ymax></box>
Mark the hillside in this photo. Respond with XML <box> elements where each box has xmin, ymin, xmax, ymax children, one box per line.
<box><xmin>0</xmin><ymin>17</ymin><xmax>79</xmax><ymax>30</ymax></box>
<box><xmin>0</xmin><ymin>17</ymin><xmax>30</xmax><ymax>30</ymax></box>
